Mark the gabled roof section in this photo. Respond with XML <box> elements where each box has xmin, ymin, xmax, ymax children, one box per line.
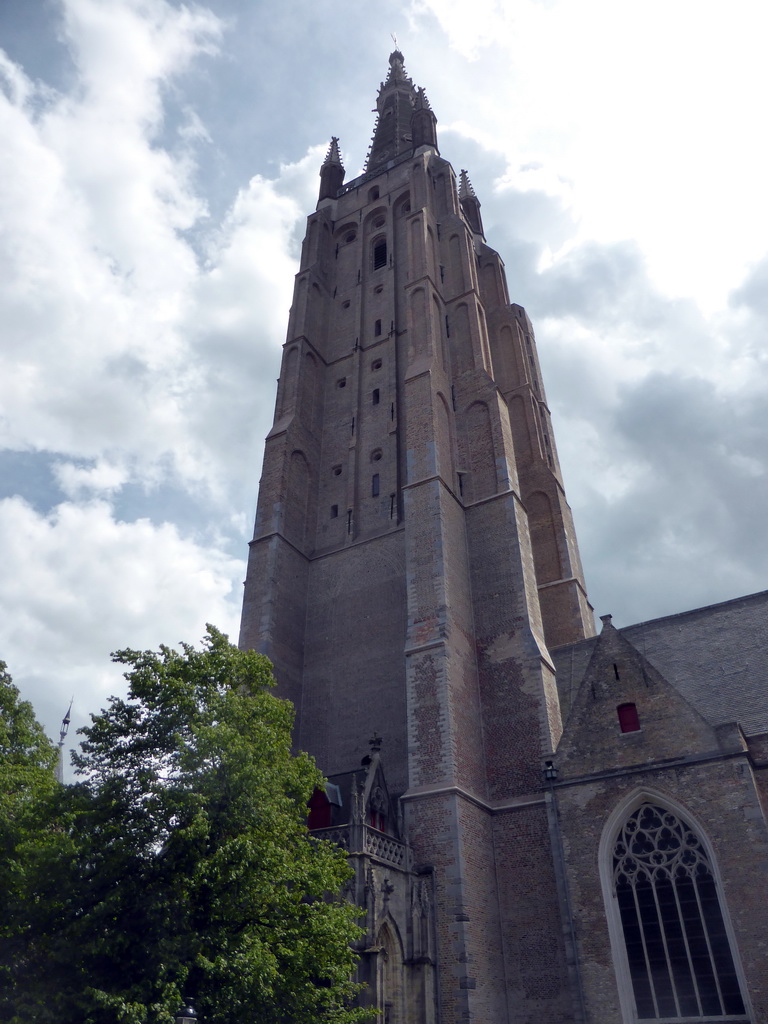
<box><xmin>552</xmin><ymin>589</ymin><xmax>768</xmax><ymax>736</ymax></box>
<box><xmin>322</xmin><ymin>735</ymin><xmax>401</xmax><ymax>837</ymax></box>
<box><xmin>555</xmin><ymin>614</ymin><xmax>722</xmax><ymax>779</ymax></box>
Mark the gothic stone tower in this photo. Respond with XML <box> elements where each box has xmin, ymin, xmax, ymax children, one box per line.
<box><xmin>240</xmin><ymin>51</ymin><xmax>594</xmax><ymax>1024</ymax></box>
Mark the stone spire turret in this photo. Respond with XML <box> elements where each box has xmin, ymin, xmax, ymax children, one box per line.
<box><xmin>459</xmin><ymin>169</ymin><xmax>484</xmax><ymax>237</ymax></box>
<box><xmin>411</xmin><ymin>86</ymin><xmax>438</xmax><ymax>152</ymax></box>
<box><xmin>318</xmin><ymin>136</ymin><xmax>345</xmax><ymax>201</ymax></box>
<box><xmin>366</xmin><ymin>50</ymin><xmax>435</xmax><ymax>171</ymax></box>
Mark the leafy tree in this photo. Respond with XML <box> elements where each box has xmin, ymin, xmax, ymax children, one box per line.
<box><xmin>0</xmin><ymin>663</ymin><xmax>60</xmax><ymax>1006</ymax></box>
<box><xmin>2</xmin><ymin>630</ymin><xmax>367</xmax><ymax>1024</ymax></box>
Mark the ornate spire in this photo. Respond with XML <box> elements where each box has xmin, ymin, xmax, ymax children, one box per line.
<box><xmin>323</xmin><ymin>136</ymin><xmax>344</xmax><ymax>169</ymax></box>
<box><xmin>459</xmin><ymin>169</ymin><xmax>476</xmax><ymax>201</ymax></box>
<box><xmin>318</xmin><ymin>136</ymin><xmax>345</xmax><ymax>202</ymax></box>
<box><xmin>365</xmin><ymin>50</ymin><xmax>422</xmax><ymax>172</ymax></box>
<box><xmin>413</xmin><ymin>87</ymin><xmax>433</xmax><ymax>112</ymax></box>
<box><xmin>459</xmin><ymin>168</ymin><xmax>484</xmax><ymax>237</ymax></box>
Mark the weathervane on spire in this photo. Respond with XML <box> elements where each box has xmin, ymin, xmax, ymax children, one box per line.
<box><xmin>56</xmin><ymin>698</ymin><xmax>73</xmax><ymax>784</ymax></box>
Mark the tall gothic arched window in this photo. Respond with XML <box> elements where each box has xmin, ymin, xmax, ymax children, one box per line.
<box><xmin>612</xmin><ymin>804</ymin><xmax>747</xmax><ymax>1021</ymax></box>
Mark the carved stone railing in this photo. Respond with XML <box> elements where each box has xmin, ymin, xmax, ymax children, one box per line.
<box><xmin>311</xmin><ymin>825</ymin><xmax>350</xmax><ymax>850</ymax></box>
<box><xmin>310</xmin><ymin>824</ymin><xmax>407</xmax><ymax>868</ymax></box>
<box><xmin>337</xmin><ymin>150</ymin><xmax>415</xmax><ymax>196</ymax></box>
<box><xmin>363</xmin><ymin>826</ymin><xmax>407</xmax><ymax>867</ymax></box>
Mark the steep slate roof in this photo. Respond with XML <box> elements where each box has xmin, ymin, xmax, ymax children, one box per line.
<box><xmin>552</xmin><ymin>589</ymin><xmax>768</xmax><ymax>736</ymax></box>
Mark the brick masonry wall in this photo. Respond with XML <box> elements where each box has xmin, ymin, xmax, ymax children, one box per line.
<box><xmin>555</xmin><ymin>760</ymin><xmax>768</xmax><ymax>1023</ymax></box>
<box><xmin>554</xmin><ymin>620</ymin><xmax>768</xmax><ymax>1022</ymax></box>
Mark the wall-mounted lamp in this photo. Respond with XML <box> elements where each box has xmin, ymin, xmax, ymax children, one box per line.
<box><xmin>543</xmin><ymin>760</ymin><xmax>558</xmax><ymax>781</ymax></box>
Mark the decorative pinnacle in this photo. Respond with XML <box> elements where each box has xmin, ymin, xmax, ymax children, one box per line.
<box><xmin>459</xmin><ymin>169</ymin><xmax>476</xmax><ymax>201</ymax></box>
<box><xmin>414</xmin><ymin>87</ymin><xmax>432</xmax><ymax>112</ymax></box>
<box><xmin>369</xmin><ymin>731</ymin><xmax>383</xmax><ymax>754</ymax></box>
<box><xmin>322</xmin><ymin>136</ymin><xmax>344</xmax><ymax>168</ymax></box>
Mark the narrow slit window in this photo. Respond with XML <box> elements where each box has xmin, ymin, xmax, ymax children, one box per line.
<box><xmin>372</xmin><ymin>388</ymin><xmax>380</xmax><ymax>406</ymax></box>
<box><xmin>330</xmin><ymin>505</ymin><xmax>338</xmax><ymax>519</ymax></box>
<box><xmin>373</xmin><ymin>239</ymin><xmax>387</xmax><ymax>271</ymax></box>
<box><xmin>374</xmin><ymin>319</ymin><xmax>382</xmax><ymax>336</ymax></box>
<box><xmin>617</xmin><ymin>702</ymin><xmax>640</xmax><ymax>733</ymax></box>
<box><xmin>371</xmin><ymin>474</ymin><xmax>380</xmax><ymax>497</ymax></box>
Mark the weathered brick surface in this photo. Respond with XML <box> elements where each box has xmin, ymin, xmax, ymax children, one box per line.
<box><xmin>239</xmin><ymin>62</ymin><xmax>604</xmax><ymax>1024</ymax></box>
<box><xmin>554</xmin><ymin>619</ymin><xmax>768</xmax><ymax>1021</ymax></box>
<box><xmin>553</xmin><ymin>589</ymin><xmax>768</xmax><ymax>734</ymax></box>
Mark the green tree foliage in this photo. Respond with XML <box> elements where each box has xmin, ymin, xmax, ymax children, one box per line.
<box><xmin>1</xmin><ymin>630</ymin><xmax>367</xmax><ymax>1024</ymax></box>
<box><xmin>0</xmin><ymin>662</ymin><xmax>59</xmax><ymax>1006</ymax></box>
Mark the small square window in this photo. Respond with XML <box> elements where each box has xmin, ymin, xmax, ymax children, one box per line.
<box><xmin>617</xmin><ymin>703</ymin><xmax>640</xmax><ymax>733</ymax></box>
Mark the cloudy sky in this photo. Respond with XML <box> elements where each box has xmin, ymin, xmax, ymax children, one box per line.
<box><xmin>2</xmin><ymin>0</ymin><xmax>768</xmax><ymax>757</ymax></box>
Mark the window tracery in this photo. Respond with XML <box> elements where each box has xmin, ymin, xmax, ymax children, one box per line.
<box><xmin>612</xmin><ymin>804</ymin><xmax>746</xmax><ymax>1021</ymax></box>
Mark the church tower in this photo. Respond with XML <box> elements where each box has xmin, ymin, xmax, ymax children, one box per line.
<box><xmin>240</xmin><ymin>51</ymin><xmax>595</xmax><ymax>1024</ymax></box>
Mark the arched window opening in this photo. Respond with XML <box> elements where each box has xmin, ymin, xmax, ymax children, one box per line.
<box><xmin>617</xmin><ymin>702</ymin><xmax>640</xmax><ymax>733</ymax></box>
<box><xmin>613</xmin><ymin>804</ymin><xmax>747</xmax><ymax>1021</ymax></box>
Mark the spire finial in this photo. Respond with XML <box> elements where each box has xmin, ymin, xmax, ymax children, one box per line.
<box><xmin>56</xmin><ymin>697</ymin><xmax>73</xmax><ymax>784</ymax></box>
<box><xmin>459</xmin><ymin>169</ymin><xmax>476</xmax><ymax>200</ymax></box>
<box><xmin>322</xmin><ymin>136</ymin><xmax>344</xmax><ymax>169</ymax></box>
